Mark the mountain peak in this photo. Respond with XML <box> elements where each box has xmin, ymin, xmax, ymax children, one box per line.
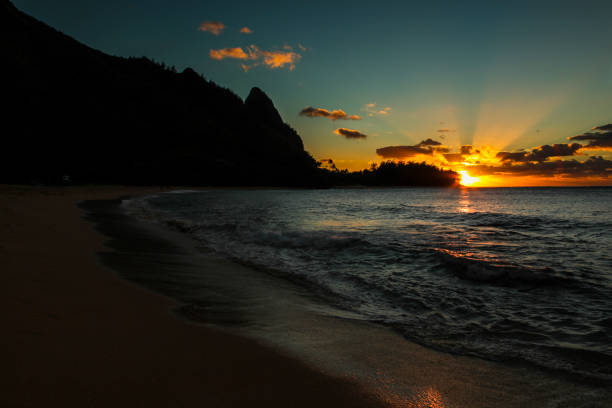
<box><xmin>245</xmin><ymin>87</ymin><xmax>283</xmax><ymax>127</ymax></box>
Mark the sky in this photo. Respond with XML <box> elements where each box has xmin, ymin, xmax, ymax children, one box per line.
<box><xmin>15</xmin><ymin>0</ymin><xmax>612</xmax><ymax>186</ymax></box>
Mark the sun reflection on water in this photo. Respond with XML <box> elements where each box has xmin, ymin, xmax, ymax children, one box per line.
<box><xmin>457</xmin><ymin>188</ymin><xmax>474</xmax><ymax>214</ymax></box>
<box><xmin>407</xmin><ymin>387</ymin><xmax>447</xmax><ymax>408</ymax></box>
<box><xmin>369</xmin><ymin>369</ymin><xmax>448</xmax><ymax>408</ymax></box>
<box><xmin>377</xmin><ymin>386</ymin><xmax>448</xmax><ymax>408</ymax></box>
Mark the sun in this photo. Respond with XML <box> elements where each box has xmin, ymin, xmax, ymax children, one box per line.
<box><xmin>459</xmin><ymin>170</ymin><xmax>480</xmax><ymax>186</ymax></box>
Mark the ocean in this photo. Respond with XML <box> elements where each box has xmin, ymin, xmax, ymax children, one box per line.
<box><xmin>122</xmin><ymin>187</ymin><xmax>612</xmax><ymax>383</ymax></box>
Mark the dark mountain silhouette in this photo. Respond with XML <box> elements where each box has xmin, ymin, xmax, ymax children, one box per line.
<box><xmin>2</xmin><ymin>0</ymin><xmax>318</xmax><ymax>186</ymax></box>
<box><xmin>2</xmin><ymin>0</ymin><xmax>457</xmax><ymax>187</ymax></box>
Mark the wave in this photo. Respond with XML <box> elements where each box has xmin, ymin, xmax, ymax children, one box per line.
<box><xmin>156</xmin><ymin>219</ymin><xmax>381</xmax><ymax>256</ymax></box>
<box><xmin>433</xmin><ymin>248</ymin><xmax>571</xmax><ymax>287</ymax></box>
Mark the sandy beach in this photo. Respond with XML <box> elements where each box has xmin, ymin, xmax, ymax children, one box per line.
<box><xmin>1</xmin><ymin>185</ymin><xmax>386</xmax><ymax>408</ymax></box>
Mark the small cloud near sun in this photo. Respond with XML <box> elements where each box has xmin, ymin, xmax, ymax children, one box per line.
<box><xmin>335</xmin><ymin>128</ymin><xmax>367</xmax><ymax>139</ymax></box>
<box><xmin>300</xmin><ymin>107</ymin><xmax>361</xmax><ymax>121</ymax></box>
<box><xmin>198</xmin><ymin>21</ymin><xmax>225</xmax><ymax>35</ymax></box>
<box><xmin>240</xmin><ymin>26</ymin><xmax>253</xmax><ymax>34</ymax></box>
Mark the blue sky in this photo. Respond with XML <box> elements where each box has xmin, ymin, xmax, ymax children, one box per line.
<box><xmin>14</xmin><ymin>0</ymin><xmax>612</xmax><ymax>184</ymax></box>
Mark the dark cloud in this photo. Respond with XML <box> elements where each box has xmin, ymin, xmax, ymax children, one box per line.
<box><xmin>460</xmin><ymin>145</ymin><xmax>473</xmax><ymax>155</ymax></box>
<box><xmin>300</xmin><ymin>107</ymin><xmax>361</xmax><ymax>121</ymax></box>
<box><xmin>568</xmin><ymin>123</ymin><xmax>612</xmax><ymax>149</ymax></box>
<box><xmin>496</xmin><ymin>151</ymin><xmax>527</xmax><ymax>162</ymax></box>
<box><xmin>335</xmin><ymin>128</ymin><xmax>367</xmax><ymax>139</ymax></box>
<box><xmin>526</xmin><ymin>143</ymin><xmax>582</xmax><ymax>162</ymax></box>
<box><xmin>443</xmin><ymin>153</ymin><xmax>465</xmax><ymax>163</ymax></box>
<box><xmin>592</xmin><ymin>124</ymin><xmax>612</xmax><ymax>131</ymax></box>
<box><xmin>376</xmin><ymin>140</ymin><xmax>447</xmax><ymax>158</ymax></box>
<box><xmin>418</xmin><ymin>138</ymin><xmax>442</xmax><ymax>146</ymax></box>
<box><xmin>496</xmin><ymin>143</ymin><xmax>582</xmax><ymax>162</ymax></box>
<box><xmin>377</xmin><ymin>145</ymin><xmax>432</xmax><ymax>158</ymax></box>
<box><xmin>469</xmin><ymin>156</ymin><xmax>612</xmax><ymax>178</ymax></box>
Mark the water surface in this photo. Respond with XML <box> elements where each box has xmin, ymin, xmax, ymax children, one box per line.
<box><xmin>124</xmin><ymin>187</ymin><xmax>612</xmax><ymax>382</ymax></box>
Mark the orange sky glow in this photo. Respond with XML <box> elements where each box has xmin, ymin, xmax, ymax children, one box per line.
<box><xmin>314</xmin><ymin>124</ymin><xmax>612</xmax><ymax>187</ymax></box>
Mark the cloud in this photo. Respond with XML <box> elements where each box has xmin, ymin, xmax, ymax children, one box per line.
<box><xmin>469</xmin><ymin>156</ymin><xmax>612</xmax><ymax>178</ymax></box>
<box><xmin>198</xmin><ymin>21</ymin><xmax>225</xmax><ymax>35</ymax></box>
<box><xmin>376</xmin><ymin>145</ymin><xmax>433</xmax><ymax>158</ymax></box>
<box><xmin>442</xmin><ymin>146</ymin><xmax>474</xmax><ymax>163</ymax></box>
<box><xmin>592</xmin><ymin>124</ymin><xmax>612</xmax><ymax>131</ymax></box>
<box><xmin>240</xmin><ymin>26</ymin><xmax>253</xmax><ymax>34</ymax></box>
<box><xmin>363</xmin><ymin>103</ymin><xmax>392</xmax><ymax>117</ymax></box>
<box><xmin>460</xmin><ymin>145</ymin><xmax>474</xmax><ymax>155</ymax></box>
<box><xmin>258</xmin><ymin>47</ymin><xmax>301</xmax><ymax>69</ymax></box>
<box><xmin>298</xmin><ymin>43</ymin><xmax>307</xmax><ymax>52</ymax></box>
<box><xmin>209</xmin><ymin>47</ymin><xmax>250</xmax><ymax>60</ymax></box>
<box><xmin>526</xmin><ymin>143</ymin><xmax>582</xmax><ymax>161</ymax></box>
<box><xmin>419</xmin><ymin>138</ymin><xmax>442</xmax><ymax>146</ymax></box>
<box><xmin>443</xmin><ymin>153</ymin><xmax>465</xmax><ymax>163</ymax></box>
<box><xmin>437</xmin><ymin>128</ymin><xmax>456</xmax><ymax>133</ymax></box>
<box><xmin>496</xmin><ymin>151</ymin><xmax>527</xmax><ymax>162</ymax></box>
<box><xmin>568</xmin><ymin>123</ymin><xmax>612</xmax><ymax>150</ymax></box>
<box><xmin>376</xmin><ymin>140</ymin><xmax>448</xmax><ymax>158</ymax></box>
<box><xmin>299</xmin><ymin>107</ymin><xmax>361</xmax><ymax>121</ymax></box>
<box><xmin>209</xmin><ymin>45</ymin><xmax>301</xmax><ymax>70</ymax></box>
<box><xmin>496</xmin><ymin>143</ymin><xmax>582</xmax><ymax>162</ymax></box>
<box><xmin>335</xmin><ymin>128</ymin><xmax>367</xmax><ymax>139</ymax></box>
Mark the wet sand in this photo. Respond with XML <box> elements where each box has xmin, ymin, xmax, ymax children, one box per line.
<box><xmin>1</xmin><ymin>185</ymin><xmax>386</xmax><ymax>408</ymax></box>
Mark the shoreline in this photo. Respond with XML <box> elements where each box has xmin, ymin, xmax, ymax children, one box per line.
<box><xmin>83</xmin><ymin>189</ymin><xmax>611</xmax><ymax>407</ymax></box>
<box><xmin>1</xmin><ymin>185</ymin><xmax>386</xmax><ymax>408</ymax></box>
